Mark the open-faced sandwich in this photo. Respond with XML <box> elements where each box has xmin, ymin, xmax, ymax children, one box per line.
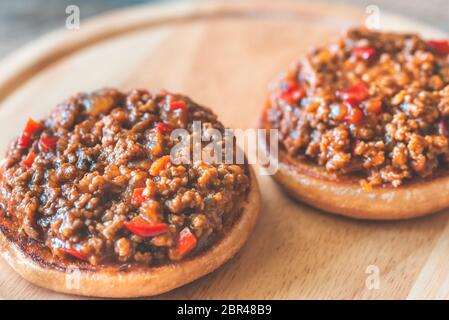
<box><xmin>0</xmin><ymin>88</ymin><xmax>260</xmax><ymax>297</ymax></box>
<box><xmin>261</xmin><ymin>28</ymin><xmax>449</xmax><ymax>219</ymax></box>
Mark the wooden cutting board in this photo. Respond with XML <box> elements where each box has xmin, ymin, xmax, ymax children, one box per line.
<box><xmin>0</xmin><ymin>0</ymin><xmax>448</xmax><ymax>300</ymax></box>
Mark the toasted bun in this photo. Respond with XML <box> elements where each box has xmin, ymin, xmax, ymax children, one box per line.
<box><xmin>260</xmin><ymin>107</ymin><xmax>449</xmax><ymax>220</ymax></box>
<box><xmin>0</xmin><ymin>168</ymin><xmax>260</xmax><ymax>298</ymax></box>
<box><xmin>274</xmin><ymin>154</ymin><xmax>449</xmax><ymax>219</ymax></box>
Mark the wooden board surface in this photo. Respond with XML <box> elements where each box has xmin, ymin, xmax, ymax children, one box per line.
<box><xmin>0</xmin><ymin>0</ymin><xmax>448</xmax><ymax>300</ymax></box>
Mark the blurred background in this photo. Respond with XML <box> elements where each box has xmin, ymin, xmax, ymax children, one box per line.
<box><xmin>0</xmin><ymin>0</ymin><xmax>448</xmax><ymax>58</ymax></box>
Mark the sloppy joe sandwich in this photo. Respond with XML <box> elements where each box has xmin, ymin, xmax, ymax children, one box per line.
<box><xmin>0</xmin><ymin>88</ymin><xmax>260</xmax><ymax>297</ymax></box>
<box><xmin>261</xmin><ymin>28</ymin><xmax>449</xmax><ymax>219</ymax></box>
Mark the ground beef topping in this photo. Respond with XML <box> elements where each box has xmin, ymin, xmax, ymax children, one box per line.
<box><xmin>266</xmin><ymin>28</ymin><xmax>449</xmax><ymax>188</ymax></box>
<box><xmin>0</xmin><ymin>89</ymin><xmax>250</xmax><ymax>266</ymax></box>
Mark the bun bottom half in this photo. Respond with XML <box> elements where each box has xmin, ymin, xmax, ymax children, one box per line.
<box><xmin>260</xmin><ymin>107</ymin><xmax>449</xmax><ymax>220</ymax></box>
<box><xmin>273</xmin><ymin>153</ymin><xmax>449</xmax><ymax>220</ymax></box>
<box><xmin>0</xmin><ymin>168</ymin><xmax>261</xmax><ymax>298</ymax></box>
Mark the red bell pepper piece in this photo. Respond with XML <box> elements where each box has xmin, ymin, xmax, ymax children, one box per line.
<box><xmin>62</xmin><ymin>248</ymin><xmax>87</xmax><ymax>261</ymax></box>
<box><xmin>18</xmin><ymin>118</ymin><xmax>42</xmax><ymax>149</ymax></box>
<box><xmin>132</xmin><ymin>188</ymin><xmax>146</xmax><ymax>206</ymax></box>
<box><xmin>154</xmin><ymin>122</ymin><xmax>171</xmax><ymax>134</ymax></box>
<box><xmin>40</xmin><ymin>136</ymin><xmax>58</xmax><ymax>150</ymax></box>
<box><xmin>427</xmin><ymin>40</ymin><xmax>449</xmax><ymax>56</ymax></box>
<box><xmin>279</xmin><ymin>81</ymin><xmax>305</xmax><ymax>104</ymax></box>
<box><xmin>338</xmin><ymin>82</ymin><xmax>369</xmax><ymax>106</ymax></box>
<box><xmin>124</xmin><ymin>216</ymin><xmax>168</xmax><ymax>237</ymax></box>
<box><xmin>21</xmin><ymin>151</ymin><xmax>35</xmax><ymax>168</ymax></box>
<box><xmin>176</xmin><ymin>227</ymin><xmax>197</xmax><ymax>257</ymax></box>
<box><xmin>169</xmin><ymin>100</ymin><xmax>187</xmax><ymax>111</ymax></box>
<box><xmin>18</xmin><ymin>135</ymin><xmax>32</xmax><ymax>149</ymax></box>
<box><xmin>353</xmin><ymin>46</ymin><xmax>376</xmax><ymax>61</ymax></box>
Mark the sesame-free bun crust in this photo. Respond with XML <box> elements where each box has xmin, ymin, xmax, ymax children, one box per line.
<box><xmin>0</xmin><ymin>168</ymin><xmax>260</xmax><ymax>298</ymax></box>
<box><xmin>261</xmin><ymin>107</ymin><xmax>449</xmax><ymax>220</ymax></box>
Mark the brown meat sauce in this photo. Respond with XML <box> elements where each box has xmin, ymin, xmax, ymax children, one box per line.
<box><xmin>0</xmin><ymin>89</ymin><xmax>250</xmax><ymax>266</ymax></box>
<box><xmin>267</xmin><ymin>28</ymin><xmax>449</xmax><ymax>189</ymax></box>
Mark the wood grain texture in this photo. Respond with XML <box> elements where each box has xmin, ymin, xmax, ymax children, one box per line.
<box><xmin>0</xmin><ymin>0</ymin><xmax>448</xmax><ymax>300</ymax></box>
